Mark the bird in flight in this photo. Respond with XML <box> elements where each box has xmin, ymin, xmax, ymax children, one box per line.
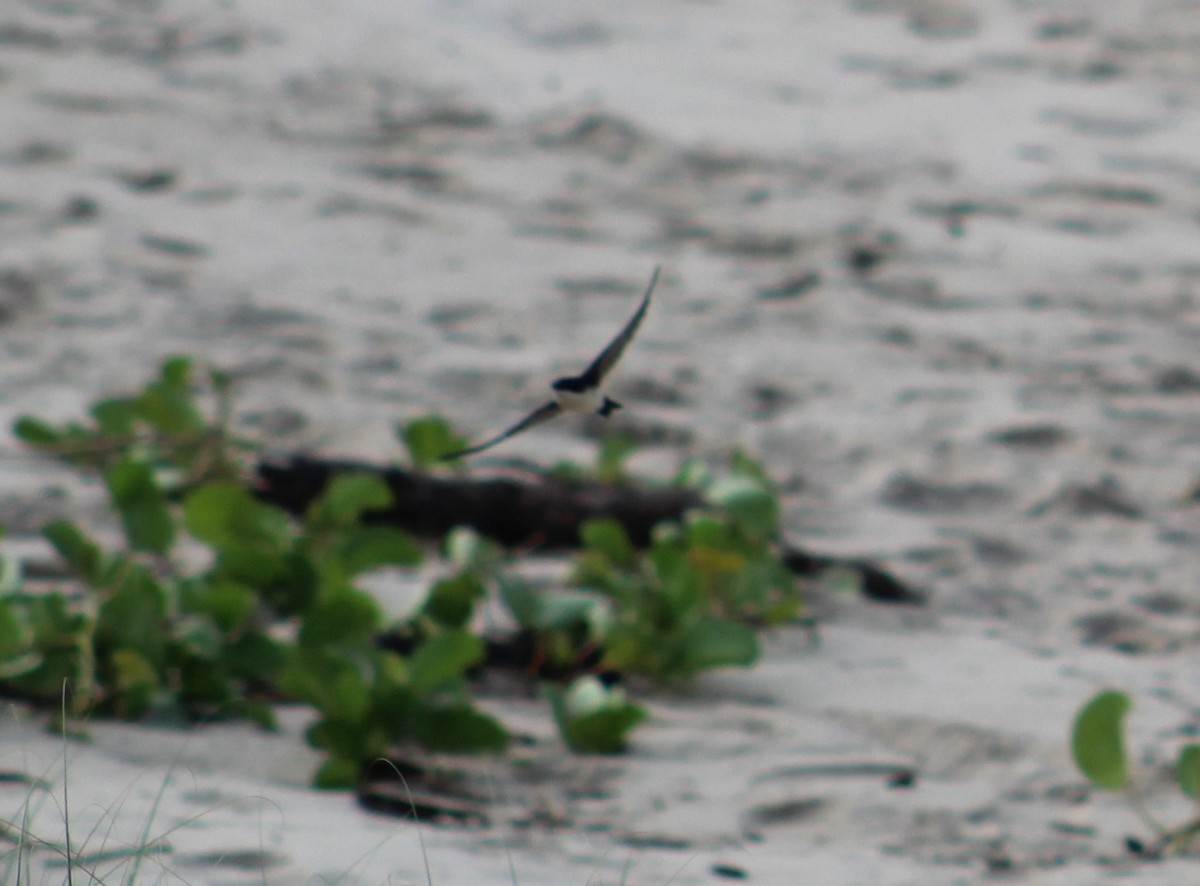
<box><xmin>442</xmin><ymin>266</ymin><xmax>661</xmax><ymax>460</ymax></box>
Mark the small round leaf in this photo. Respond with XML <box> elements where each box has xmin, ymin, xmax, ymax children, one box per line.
<box><xmin>706</xmin><ymin>476</ymin><xmax>778</xmax><ymax>537</ymax></box>
<box><xmin>1071</xmin><ymin>689</ymin><xmax>1131</xmax><ymax>791</ymax></box>
<box><xmin>1178</xmin><ymin>744</ymin><xmax>1200</xmax><ymax>799</ymax></box>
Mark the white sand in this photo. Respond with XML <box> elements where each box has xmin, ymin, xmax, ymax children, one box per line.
<box><xmin>3</xmin><ymin>0</ymin><xmax>1200</xmax><ymax>882</ymax></box>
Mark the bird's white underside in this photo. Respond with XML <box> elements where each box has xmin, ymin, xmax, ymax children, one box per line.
<box><xmin>554</xmin><ymin>387</ymin><xmax>604</xmax><ymax>413</ymax></box>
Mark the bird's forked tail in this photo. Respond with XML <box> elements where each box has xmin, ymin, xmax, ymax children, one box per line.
<box><xmin>598</xmin><ymin>397</ymin><xmax>622</xmax><ymax>417</ymax></box>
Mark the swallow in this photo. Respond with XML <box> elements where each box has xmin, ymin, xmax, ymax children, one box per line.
<box><xmin>442</xmin><ymin>266</ymin><xmax>660</xmax><ymax>460</ymax></box>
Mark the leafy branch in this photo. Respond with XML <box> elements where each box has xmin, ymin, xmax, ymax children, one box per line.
<box><xmin>1072</xmin><ymin>689</ymin><xmax>1200</xmax><ymax>856</ymax></box>
<box><xmin>0</xmin><ymin>356</ymin><xmax>810</xmax><ymax>783</ymax></box>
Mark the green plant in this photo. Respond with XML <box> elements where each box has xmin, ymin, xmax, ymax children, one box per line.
<box><xmin>32</xmin><ymin>486</ymin><xmax>295</xmax><ymax>725</ymax></box>
<box><xmin>2</xmin><ymin>358</ymin><xmax>811</xmax><ymax>781</ymax></box>
<box><xmin>545</xmin><ymin>676</ymin><xmax>646</xmax><ymax>754</ymax></box>
<box><xmin>596</xmin><ymin>433</ymin><xmax>638</xmax><ymax>484</ymax></box>
<box><xmin>14</xmin><ymin>356</ymin><xmax>243</xmax><ymax>489</ymax></box>
<box><xmin>498</xmin><ymin>574</ymin><xmax>611</xmax><ymax>677</ymax></box>
<box><xmin>483</xmin><ymin>452</ymin><xmax>803</xmax><ymax>749</ymax></box>
<box><xmin>399</xmin><ymin>415</ymin><xmax>468</xmax><ymax>468</ymax></box>
<box><xmin>279</xmin><ymin>476</ymin><xmax>506</xmax><ymax>788</ymax></box>
<box><xmin>5</xmin><ymin>356</ymin><xmax>272</xmax><ymax>720</ymax></box>
<box><xmin>1072</xmin><ymin>688</ymin><xmax>1200</xmax><ymax>855</ymax></box>
<box><xmin>417</xmin><ymin>526</ymin><xmax>500</xmax><ymax>633</ymax></box>
<box><xmin>562</xmin><ymin>459</ymin><xmax>798</xmax><ymax>681</ymax></box>
<box><xmin>575</xmin><ymin>517</ymin><xmax>761</xmax><ymax>681</ymax></box>
<box><xmin>3</xmin><ymin>360</ymin><xmax>507</xmax><ymax>785</ymax></box>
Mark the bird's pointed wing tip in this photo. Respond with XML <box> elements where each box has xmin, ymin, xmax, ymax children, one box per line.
<box><xmin>580</xmin><ymin>266</ymin><xmax>661</xmax><ymax>385</ymax></box>
<box><xmin>438</xmin><ymin>401</ymin><xmax>562</xmax><ymax>461</ymax></box>
<box><xmin>647</xmin><ymin>264</ymin><xmax>662</xmax><ymax>291</ymax></box>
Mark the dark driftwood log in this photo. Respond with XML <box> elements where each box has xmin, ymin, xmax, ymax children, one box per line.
<box><xmin>254</xmin><ymin>455</ymin><xmax>923</xmax><ymax>604</ymax></box>
<box><xmin>255</xmin><ymin>455</ymin><xmax>701</xmax><ymax>549</ymax></box>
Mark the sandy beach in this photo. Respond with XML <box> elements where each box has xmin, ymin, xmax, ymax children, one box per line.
<box><xmin>4</xmin><ymin>0</ymin><xmax>1200</xmax><ymax>882</ymax></box>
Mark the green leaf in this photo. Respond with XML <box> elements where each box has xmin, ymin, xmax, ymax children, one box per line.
<box><xmin>172</xmin><ymin>615</ymin><xmax>223</xmax><ymax>660</ymax></box>
<box><xmin>215</xmin><ymin>546</ymin><xmax>288</xmax><ymax>589</ymax></box>
<box><xmin>223</xmin><ymin>632</ymin><xmax>288</xmax><ymax>682</ymax></box>
<box><xmin>563</xmin><ymin>706</ymin><xmax>647</xmax><ymax>754</ymax></box>
<box><xmin>372</xmin><ymin>677</ymin><xmax>418</xmax><ymax>736</ymax></box>
<box><xmin>0</xmin><ymin>599</ymin><xmax>26</xmax><ymax>659</ymax></box>
<box><xmin>12</xmin><ymin>416</ymin><xmax>61</xmax><ymax>447</ymax></box>
<box><xmin>174</xmin><ymin>656</ymin><xmax>235</xmax><ymax>710</ymax></box>
<box><xmin>581</xmin><ymin>518</ymin><xmax>635</xmax><ymax>567</ymax></box>
<box><xmin>730</xmin><ymin>449</ymin><xmax>772</xmax><ymax>486</ymax></box>
<box><xmin>333</xmin><ymin>527</ymin><xmax>422</xmax><ymax>575</ymax></box>
<box><xmin>560</xmin><ymin>674</ymin><xmax>612</xmax><ymax>719</ymax></box>
<box><xmin>0</xmin><ymin>552</ymin><xmax>22</xmax><ymax>596</ymax></box>
<box><xmin>330</xmin><ymin>667</ymin><xmax>371</xmax><ymax>722</ymax></box>
<box><xmin>285</xmin><ymin>651</ymin><xmax>373</xmax><ymax>722</ymax></box>
<box><xmin>306</xmin><ymin>716</ymin><xmax>357</xmax><ymax>753</ymax></box>
<box><xmin>313</xmin><ymin>756</ymin><xmax>360</xmax><ymax>790</ymax></box>
<box><xmin>1178</xmin><ymin>745</ymin><xmax>1200</xmax><ymax>799</ymax></box>
<box><xmin>675</xmin><ymin>618</ymin><xmax>759</xmax><ymax>674</ymax></box>
<box><xmin>160</xmin><ymin>355</ymin><xmax>194</xmax><ymax>388</ymax></box>
<box><xmin>547</xmin><ymin>460</ymin><xmax>587</xmax><ymax>483</ymax></box>
<box><xmin>243</xmin><ymin>700</ymin><xmax>277</xmax><ymax>731</ymax></box>
<box><xmin>98</xmin><ymin>565</ymin><xmax>167</xmax><ymax>664</ymax></box>
<box><xmin>24</xmin><ymin>591</ymin><xmax>86</xmax><ymax>639</ymax></box>
<box><xmin>571</xmin><ymin>546</ymin><xmax>618</xmax><ymax>592</ymax></box>
<box><xmin>686</xmin><ymin>512</ymin><xmax>730</xmax><ymax>549</ymax></box>
<box><xmin>600</xmin><ymin>625</ymin><xmax>652</xmax><ymax>675</ymax></box>
<box><xmin>596</xmin><ymin>434</ymin><xmax>637</xmax><ymax>484</ymax></box>
<box><xmin>409</xmin><ymin>631</ymin><xmax>483</xmax><ymax>694</ymax></box>
<box><xmin>104</xmin><ymin>460</ymin><xmax>175</xmax><ymax>554</ymax></box>
<box><xmin>5</xmin><ymin>592</ymin><xmax>86</xmax><ymax>696</ymax></box>
<box><xmin>43</xmin><ymin>520</ymin><xmax>104</xmax><ymax>584</ymax></box>
<box><xmin>401</xmin><ymin>415</ymin><xmax>464</xmax><ymax>467</ymax></box>
<box><xmin>134</xmin><ymin>356</ymin><xmax>204</xmax><ymax>434</ymax></box>
<box><xmin>190</xmin><ymin>580</ymin><xmax>256</xmax><ymax>632</ymax></box>
<box><xmin>260</xmin><ymin>551</ymin><xmax>318</xmax><ymax>615</ymax></box>
<box><xmin>651</xmin><ymin>543</ymin><xmax>702</xmax><ymax>619</ymax></box>
<box><xmin>545</xmin><ymin>678</ymin><xmax>646</xmax><ymax>754</ymax></box>
<box><xmin>0</xmin><ymin>650</ymin><xmax>42</xmax><ymax>681</ymax></box>
<box><xmin>499</xmin><ymin>576</ymin><xmax>606</xmax><ymax>634</ymax></box>
<box><xmin>412</xmin><ymin>704</ymin><xmax>508</xmax><ymax>753</ymax></box>
<box><xmin>209</xmin><ymin>367</ymin><xmax>232</xmax><ymax>397</ymax></box>
<box><xmin>299</xmin><ymin>588</ymin><xmax>381</xmax><ymax>648</ymax></box>
<box><xmin>135</xmin><ymin>384</ymin><xmax>204</xmax><ymax>436</ymax></box>
<box><xmin>1072</xmin><ymin>689</ymin><xmax>1131</xmax><ymax>790</ymax></box>
<box><xmin>445</xmin><ymin>526</ymin><xmax>501</xmax><ymax>574</ymax></box>
<box><xmin>498</xmin><ymin>575</ymin><xmax>541</xmax><ymax>628</ymax></box>
<box><xmin>743</xmin><ymin>559</ymin><xmax>800</xmax><ymax>622</ymax></box>
<box><xmin>422</xmin><ymin>572</ymin><xmax>484</xmax><ymax>628</ymax></box>
<box><xmin>309</xmin><ymin>473</ymin><xmax>392</xmax><ymax>528</ymax></box>
<box><xmin>672</xmin><ymin>457</ymin><xmax>711</xmax><ymax>490</ymax></box>
<box><xmin>184</xmin><ymin>482</ymin><xmax>292</xmax><ymax>550</ymax></box>
<box><xmin>110</xmin><ymin>649</ymin><xmax>159</xmax><ymax>718</ymax></box>
<box><xmin>90</xmin><ymin>398</ymin><xmax>138</xmax><ymax>437</ymax></box>
<box><xmin>706</xmin><ymin>476</ymin><xmax>778</xmax><ymax>538</ymax></box>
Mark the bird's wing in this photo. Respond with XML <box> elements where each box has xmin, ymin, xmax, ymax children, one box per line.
<box><xmin>577</xmin><ymin>265</ymin><xmax>660</xmax><ymax>387</ymax></box>
<box><xmin>441</xmin><ymin>401</ymin><xmax>563</xmax><ymax>460</ymax></box>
